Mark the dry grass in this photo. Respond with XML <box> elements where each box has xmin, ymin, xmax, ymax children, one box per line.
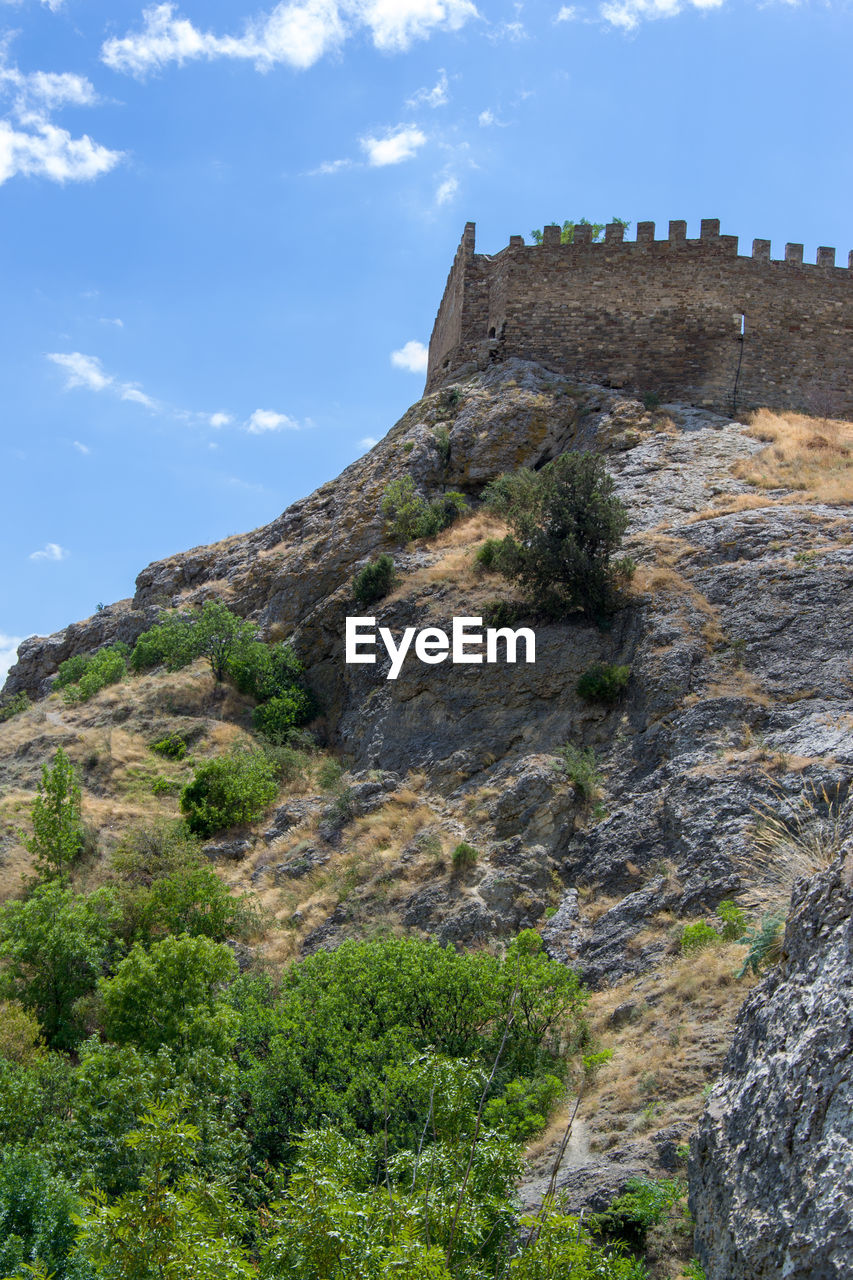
<box><xmin>743</xmin><ymin>780</ymin><xmax>851</xmax><ymax>900</ymax></box>
<box><xmin>732</xmin><ymin>408</ymin><xmax>853</xmax><ymax>501</ymax></box>
<box><xmin>630</xmin><ymin>565</ymin><xmax>725</xmax><ymax>650</ymax></box>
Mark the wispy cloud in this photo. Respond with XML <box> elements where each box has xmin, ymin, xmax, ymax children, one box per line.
<box><xmin>600</xmin><ymin>0</ymin><xmax>723</xmax><ymax>29</ymax></box>
<box><xmin>359</xmin><ymin>435</ymin><xmax>378</xmax><ymax>449</ymax></box>
<box><xmin>407</xmin><ymin>69</ymin><xmax>449</xmax><ymax>109</ymax></box>
<box><xmin>0</xmin><ymin>49</ymin><xmax>121</xmax><ymax>187</ymax></box>
<box><xmin>29</xmin><ymin>542</ymin><xmax>69</xmax><ymax>562</ymax></box>
<box><xmin>48</xmin><ymin>351</ymin><xmax>112</xmax><ymax>391</ymax></box>
<box><xmin>0</xmin><ymin>634</ymin><xmax>23</xmax><ymax>685</ymax></box>
<box><xmin>307</xmin><ymin>156</ymin><xmax>353</xmax><ymax>176</ymax></box>
<box><xmin>244</xmin><ymin>409</ymin><xmax>302</xmax><ymax>433</ymax></box>
<box><xmin>554</xmin><ymin>5</ymin><xmax>577</xmax><ymax>19</ymax></box>
<box><xmin>361</xmin><ymin>124</ymin><xmax>426</xmax><ymax>166</ymax></box>
<box><xmin>391</xmin><ymin>340</ymin><xmax>428</xmax><ymax>374</ymax></box>
<box><xmin>99</xmin><ymin>316</ymin><xmax>124</xmax><ymax>328</ymax></box>
<box><xmin>72</xmin><ymin>440</ymin><xmax>90</xmax><ymax>454</ymax></box>
<box><xmin>102</xmin><ymin>1</ymin><xmax>479</xmax><ymax>78</ymax></box>
<box><xmin>209</xmin><ymin>411</ymin><xmax>232</xmax><ymax>427</ymax></box>
<box><xmin>435</xmin><ymin>173</ymin><xmax>458</xmax><ymax>205</ymax></box>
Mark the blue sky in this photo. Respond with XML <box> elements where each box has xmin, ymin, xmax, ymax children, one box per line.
<box><xmin>1</xmin><ymin>0</ymin><xmax>851</xmax><ymax>679</ymax></box>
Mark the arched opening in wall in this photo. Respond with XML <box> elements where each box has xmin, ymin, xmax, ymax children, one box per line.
<box><xmin>732</xmin><ymin>312</ymin><xmax>746</xmax><ymax>417</ymax></box>
<box><xmin>488</xmin><ymin>326</ymin><xmax>496</xmax><ymax>339</ymax></box>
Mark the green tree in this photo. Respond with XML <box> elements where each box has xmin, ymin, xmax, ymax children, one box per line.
<box><xmin>483</xmin><ymin>452</ymin><xmax>634</xmax><ymax>621</ymax></box>
<box><xmin>130</xmin><ymin>601</ymin><xmax>258</xmax><ymax>682</ymax></box>
<box><xmin>75</xmin><ymin>1105</ymin><xmax>253</xmax><ymax>1280</ymax></box>
<box><xmin>0</xmin><ymin>882</ymin><xmax>121</xmax><ymax>1050</ymax></box>
<box><xmin>100</xmin><ymin>934</ymin><xmax>238</xmax><ymax>1057</ymax></box>
<box><xmin>180</xmin><ymin>748</ymin><xmax>279</xmax><ymax>837</ymax></box>
<box><xmin>0</xmin><ymin>1148</ymin><xmax>84</xmax><ymax>1280</ymax></box>
<box><xmin>23</xmin><ymin>747</ymin><xmax>86</xmax><ymax>879</ymax></box>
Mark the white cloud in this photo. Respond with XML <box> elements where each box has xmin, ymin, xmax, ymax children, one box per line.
<box><xmin>308</xmin><ymin>156</ymin><xmax>353</xmax><ymax>175</ymax></box>
<box><xmin>0</xmin><ymin>119</ymin><xmax>120</xmax><ymax>185</ymax></box>
<box><xmin>435</xmin><ymin>173</ymin><xmax>458</xmax><ymax>204</ymax></box>
<box><xmin>120</xmin><ymin>385</ymin><xmax>158</xmax><ymax>408</ymax></box>
<box><xmin>0</xmin><ymin>634</ymin><xmax>22</xmax><ymax>686</ymax></box>
<box><xmin>245</xmin><ymin>408</ymin><xmax>301</xmax><ymax>433</ymax></box>
<box><xmin>555</xmin><ymin>5</ymin><xmax>576</xmax><ymax>19</ymax></box>
<box><xmin>361</xmin><ymin>124</ymin><xmax>426</xmax><ymax>166</ymax></box>
<box><xmin>47</xmin><ymin>351</ymin><xmax>112</xmax><ymax>391</ymax></box>
<box><xmin>406</xmin><ymin>68</ymin><xmax>449</xmax><ymax>108</ymax></box>
<box><xmin>359</xmin><ymin>435</ymin><xmax>379</xmax><ymax>449</ymax></box>
<box><xmin>72</xmin><ymin>440</ymin><xmax>90</xmax><ymax>454</ymax></box>
<box><xmin>391</xmin><ymin>340</ymin><xmax>429</xmax><ymax>374</ymax></box>
<box><xmin>600</xmin><ymin>0</ymin><xmax>722</xmax><ymax>28</ymax></box>
<box><xmin>209</xmin><ymin>411</ymin><xmax>232</xmax><ymax>427</ymax></box>
<box><xmin>29</xmin><ymin>542</ymin><xmax>69</xmax><ymax>562</ymax></box>
<box><xmin>0</xmin><ymin>50</ymin><xmax>119</xmax><ymax>188</ymax></box>
<box><xmin>102</xmin><ymin>1</ymin><xmax>478</xmax><ymax>78</ymax></box>
<box><xmin>99</xmin><ymin>316</ymin><xmax>124</xmax><ymax>327</ymax></box>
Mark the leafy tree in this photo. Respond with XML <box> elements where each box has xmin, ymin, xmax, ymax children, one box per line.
<box><xmin>118</xmin><ymin>864</ymin><xmax>260</xmax><ymax>947</ymax></box>
<box><xmin>483</xmin><ymin>452</ymin><xmax>634</xmax><ymax>621</ymax></box>
<box><xmin>236</xmin><ymin>934</ymin><xmax>586</xmax><ymax>1167</ymax></box>
<box><xmin>180</xmin><ymin>748</ymin><xmax>279</xmax><ymax>837</ymax></box>
<box><xmin>130</xmin><ymin>601</ymin><xmax>259</xmax><ymax>682</ymax></box>
<box><xmin>0</xmin><ymin>1148</ymin><xmax>84</xmax><ymax>1280</ymax></box>
<box><xmin>75</xmin><ymin>1105</ymin><xmax>254</xmax><ymax>1280</ymax></box>
<box><xmin>226</xmin><ymin>639</ymin><xmax>303</xmax><ymax>703</ymax></box>
<box><xmin>0</xmin><ymin>882</ymin><xmax>121</xmax><ymax>1050</ymax></box>
<box><xmin>100</xmin><ymin>934</ymin><xmax>238</xmax><ymax>1057</ymax></box>
<box><xmin>23</xmin><ymin>747</ymin><xmax>86</xmax><ymax>879</ymax></box>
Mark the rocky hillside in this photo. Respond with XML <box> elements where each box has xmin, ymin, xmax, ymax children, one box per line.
<box><xmin>2</xmin><ymin>359</ymin><xmax>852</xmax><ymax>1277</ymax></box>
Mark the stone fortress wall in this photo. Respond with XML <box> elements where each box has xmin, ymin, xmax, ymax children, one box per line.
<box><xmin>425</xmin><ymin>220</ymin><xmax>853</xmax><ymax>417</ymax></box>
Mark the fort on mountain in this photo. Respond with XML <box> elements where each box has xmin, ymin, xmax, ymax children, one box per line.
<box><xmin>426</xmin><ymin>219</ymin><xmax>853</xmax><ymax>418</ymax></box>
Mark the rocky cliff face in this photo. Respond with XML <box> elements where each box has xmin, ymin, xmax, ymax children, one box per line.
<box><xmin>690</xmin><ymin>846</ymin><xmax>853</xmax><ymax>1279</ymax></box>
<box><xmin>4</xmin><ymin>358</ymin><xmax>853</xmax><ymax>1268</ymax></box>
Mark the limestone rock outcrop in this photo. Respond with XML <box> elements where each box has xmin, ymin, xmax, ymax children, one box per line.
<box><xmin>689</xmin><ymin>847</ymin><xmax>853</xmax><ymax>1279</ymax></box>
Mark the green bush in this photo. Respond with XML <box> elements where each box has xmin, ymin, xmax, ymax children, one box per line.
<box><xmin>0</xmin><ymin>691</ymin><xmax>29</xmax><ymax>723</ymax></box>
<box><xmin>0</xmin><ymin>882</ymin><xmax>121</xmax><ymax>1050</ymax></box>
<box><xmin>100</xmin><ymin>934</ymin><xmax>238</xmax><ymax>1056</ymax></box>
<box><xmin>576</xmin><ymin>661</ymin><xmax>631</xmax><ymax>704</ymax></box>
<box><xmin>529</xmin><ymin>217</ymin><xmax>629</xmax><ymax>245</ymax></box>
<box><xmin>57</xmin><ymin>644</ymin><xmax>128</xmax><ymax>705</ymax></box>
<box><xmin>352</xmin><ymin>554</ymin><xmax>396</xmax><ymax>605</ymax></box>
<box><xmin>110</xmin><ymin>819</ymin><xmax>202</xmax><ymax>885</ymax></box>
<box><xmin>151</xmin><ymin>775</ymin><xmax>182</xmax><ymax>796</ymax></box>
<box><xmin>593</xmin><ymin>1176</ymin><xmax>684</xmax><ymax>1249</ymax></box>
<box><xmin>483</xmin><ymin>1072</ymin><xmax>564</xmax><ymax>1142</ymax></box>
<box><xmin>680</xmin><ymin>921</ymin><xmax>720</xmax><ymax>954</ymax></box>
<box><xmin>252</xmin><ymin>689</ymin><xmax>314</xmax><ymax>744</ymax></box>
<box><xmin>23</xmin><ymin>747</ymin><xmax>86</xmax><ymax>879</ymax></box>
<box><xmin>557</xmin><ymin>744</ymin><xmax>601</xmax><ymax>802</ymax></box>
<box><xmin>434</xmin><ymin>424</ymin><xmax>451</xmax><ymax>465</ymax></box>
<box><xmin>317</xmin><ymin>758</ymin><xmax>343</xmax><ymax>790</ymax></box>
<box><xmin>474</xmin><ymin>538</ymin><xmax>514</xmax><ymax>573</ymax></box>
<box><xmin>227</xmin><ymin>639</ymin><xmax>304</xmax><ymax>703</ymax></box>
<box><xmin>483</xmin><ymin>452</ymin><xmax>634</xmax><ymax>621</ymax></box>
<box><xmin>125</xmin><ymin>866</ymin><xmax>260</xmax><ymax>945</ymax></box>
<box><xmin>150</xmin><ymin>733</ymin><xmax>187</xmax><ymax>761</ymax></box>
<box><xmin>482</xmin><ymin>598</ymin><xmax>525</xmax><ymax>629</ymax></box>
<box><xmin>180</xmin><ymin>749</ymin><xmax>279</xmax><ymax>838</ymax></box>
<box><xmin>0</xmin><ymin>1148</ymin><xmax>84</xmax><ymax>1280</ymax></box>
<box><xmin>451</xmin><ymin>841</ymin><xmax>478</xmax><ymax>872</ymax></box>
<box><xmin>130</xmin><ymin>601</ymin><xmax>259</xmax><ymax>682</ymax></box>
<box><xmin>236</xmin><ymin>934</ymin><xmax>587</xmax><ymax>1167</ymax></box>
<box><xmin>380</xmin><ymin>475</ymin><xmax>467</xmax><ymax>543</ymax></box>
<box><xmin>715</xmin><ymin>898</ymin><xmax>747</xmax><ymax>941</ymax></box>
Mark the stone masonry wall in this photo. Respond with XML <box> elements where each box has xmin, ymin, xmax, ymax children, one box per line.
<box><xmin>425</xmin><ymin>220</ymin><xmax>853</xmax><ymax>418</ymax></box>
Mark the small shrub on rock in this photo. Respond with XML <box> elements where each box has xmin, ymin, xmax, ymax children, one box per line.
<box><xmin>150</xmin><ymin>733</ymin><xmax>188</xmax><ymax>760</ymax></box>
<box><xmin>451</xmin><ymin>841</ymin><xmax>478</xmax><ymax>872</ymax></box>
<box><xmin>352</xmin><ymin>554</ymin><xmax>396</xmax><ymax>605</ymax></box>
<box><xmin>381</xmin><ymin>475</ymin><xmax>467</xmax><ymax>543</ymax></box>
<box><xmin>56</xmin><ymin>644</ymin><xmax>128</xmax><ymax>704</ymax></box>
<box><xmin>557</xmin><ymin>744</ymin><xmax>601</xmax><ymax>802</ymax></box>
<box><xmin>180</xmin><ymin>749</ymin><xmax>279</xmax><ymax>838</ymax></box>
<box><xmin>680</xmin><ymin>921</ymin><xmax>720</xmax><ymax>953</ymax></box>
<box><xmin>0</xmin><ymin>692</ymin><xmax>29</xmax><ymax>723</ymax></box>
<box><xmin>715</xmin><ymin>898</ymin><xmax>747</xmax><ymax>940</ymax></box>
<box><xmin>576</xmin><ymin>661</ymin><xmax>631</xmax><ymax>704</ymax></box>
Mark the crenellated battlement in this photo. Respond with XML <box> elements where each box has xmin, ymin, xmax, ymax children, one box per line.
<box><xmin>426</xmin><ymin>219</ymin><xmax>853</xmax><ymax>416</ymax></box>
